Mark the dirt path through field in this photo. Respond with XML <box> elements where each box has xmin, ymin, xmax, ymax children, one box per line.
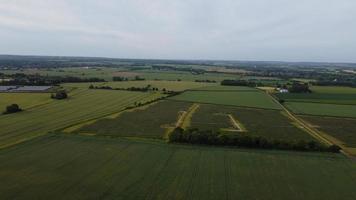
<box><xmin>265</xmin><ymin>91</ymin><xmax>356</xmax><ymax>159</ymax></box>
<box><xmin>176</xmin><ymin>103</ymin><xmax>200</xmax><ymax>129</ymax></box>
<box><xmin>228</xmin><ymin>114</ymin><xmax>246</xmax><ymax>132</ymax></box>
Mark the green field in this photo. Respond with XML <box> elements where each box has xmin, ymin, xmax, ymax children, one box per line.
<box><xmin>190</xmin><ymin>104</ymin><xmax>235</xmax><ymax>132</ymax></box>
<box><xmin>275</xmin><ymin>86</ymin><xmax>356</xmax><ymax>105</ymax></box>
<box><xmin>276</xmin><ymin>93</ymin><xmax>356</xmax><ymax>104</ymax></box>
<box><xmin>0</xmin><ymin>134</ymin><xmax>355</xmax><ymax>200</ymax></box>
<box><xmin>285</xmin><ymin>102</ymin><xmax>356</xmax><ymax>118</ymax></box>
<box><xmin>170</xmin><ymin>90</ymin><xmax>281</xmax><ymax>110</ymax></box>
<box><xmin>75</xmin><ymin>100</ymin><xmax>192</xmax><ymax>138</ymax></box>
<box><xmin>0</xmin><ymin>93</ymin><xmax>53</xmax><ymax>112</ymax></box>
<box><xmin>190</xmin><ymin>85</ymin><xmax>258</xmax><ymax>91</ymax></box>
<box><xmin>301</xmin><ymin>116</ymin><xmax>356</xmax><ymax>148</ymax></box>
<box><xmin>0</xmin><ymin>89</ymin><xmax>163</xmax><ymax>148</ymax></box>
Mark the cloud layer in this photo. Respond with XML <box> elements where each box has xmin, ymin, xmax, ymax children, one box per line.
<box><xmin>0</xmin><ymin>0</ymin><xmax>355</xmax><ymax>62</ymax></box>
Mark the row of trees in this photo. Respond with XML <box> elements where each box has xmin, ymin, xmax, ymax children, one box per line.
<box><xmin>89</xmin><ymin>84</ymin><xmax>176</xmax><ymax>93</ymax></box>
<box><xmin>221</xmin><ymin>80</ymin><xmax>263</xmax><ymax>87</ymax></box>
<box><xmin>168</xmin><ymin>128</ymin><xmax>341</xmax><ymax>153</ymax></box>
<box><xmin>0</xmin><ymin>73</ymin><xmax>105</xmax><ymax>86</ymax></box>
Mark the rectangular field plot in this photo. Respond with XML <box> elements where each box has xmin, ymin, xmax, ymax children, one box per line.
<box><xmin>285</xmin><ymin>102</ymin><xmax>356</xmax><ymax>118</ymax></box>
<box><xmin>275</xmin><ymin>86</ymin><xmax>356</xmax><ymax>105</ymax></box>
<box><xmin>0</xmin><ymin>93</ymin><xmax>53</xmax><ymax>112</ymax></box>
<box><xmin>190</xmin><ymin>104</ymin><xmax>237</xmax><ymax>132</ymax></box>
<box><xmin>75</xmin><ymin>100</ymin><xmax>192</xmax><ymax>138</ymax></box>
<box><xmin>301</xmin><ymin>116</ymin><xmax>356</xmax><ymax>148</ymax></box>
<box><xmin>0</xmin><ymin>89</ymin><xmax>162</xmax><ymax>148</ymax></box>
<box><xmin>231</xmin><ymin>108</ymin><xmax>314</xmax><ymax>141</ymax></box>
<box><xmin>0</xmin><ymin>134</ymin><xmax>355</xmax><ymax>200</ymax></box>
<box><xmin>275</xmin><ymin>93</ymin><xmax>356</xmax><ymax>105</ymax></box>
<box><xmin>170</xmin><ymin>90</ymin><xmax>281</xmax><ymax>110</ymax></box>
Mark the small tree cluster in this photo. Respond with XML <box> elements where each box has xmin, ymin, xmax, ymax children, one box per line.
<box><xmin>3</xmin><ymin>104</ymin><xmax>22</xmax><ymax>114</ymax></box>
<box><xmin>51</xmin><ymin>90</ymin><xmax>68</xmax><ymax>100</ymax></box>
<box><xmin>168</xmin><ymin>128</ymin><xmax>341</xmax><ymax>153</ymax></box>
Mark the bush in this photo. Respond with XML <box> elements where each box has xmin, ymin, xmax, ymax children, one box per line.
<box><xmin>51</xmin><ymin>90</ymin><xmax>68</xmax><ymax>100</ymax></box>
<box><xmin>3</xmin><ymin>104</ymin><xmax>22</xmax><ymax>114</ymax></box>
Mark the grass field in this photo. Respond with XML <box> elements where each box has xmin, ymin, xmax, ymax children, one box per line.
<box><xmin>0</xmin><ymin>134</ymin><xmax>355</xmax><ymax>200</ymax></box>
<box><xmin>275</xmin><ymin>86</ymin><xmax>356</xmax><ymax>105</ymax></box>
<box><xmin>190</xmin><ymin>85</ymin><xmax>258</xmax><ymax>91</ymax></box>
<box><xmin>170</xmin><ymin>90</ymin><xmax>281</xmax><ymax>110</ymax></box>
<box><xmin>301</xmin><ymin>116</ymin><xmax>356</xmax><ymax>148</ymax></box>
<box><xmin>0</xmin><ymin>89</ymin><xmax>163</xmax><ymax>148</ymax></box>
<box><xmin>285</xmin><ymin>102</ymin><xmax>356</xmax><ymax>118</ymax></box>
<box><xmin>0</xmin><ymin>93</ymin><xmax>53</xmax><ymax>112</ymax></box>
<box><xmin>75</xmin><ymin>100</ymin><xmax>192</xmax><ymax>138</ymax></box>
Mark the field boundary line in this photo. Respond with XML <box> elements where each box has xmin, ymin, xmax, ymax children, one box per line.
<box><xmin>167</xmin><ymin>99</ymin><xmax>282</xmax><ymax>111</ymax></box>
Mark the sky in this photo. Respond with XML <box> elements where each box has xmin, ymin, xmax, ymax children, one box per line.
<box><xmin>0</xmin><ymin>0</ymin><xmax>355</xmax><ymax>62</ymax></box>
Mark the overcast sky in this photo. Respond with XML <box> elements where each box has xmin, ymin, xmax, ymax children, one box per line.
<box><xmin>0</xmin><ymin>0</ymin><xmax>355</xmax><ymax>62</ymax></box>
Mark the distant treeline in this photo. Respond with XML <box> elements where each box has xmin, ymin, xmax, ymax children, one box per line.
<box><xmin>151</xmin><ymin>65</ymin><xmax>205</xmax><ymax>75</ymax></box>
<box><xmin>221</xmin><ymin>80</ymin><xmax>263</xmax><ymax>87</ymax></box>
<box><xmin>195</xmin><ymin>79</ymin><xmax>217</xmax><ymax>83</ymax></box>
<box><xmin>90</xmin><ymin>84</ymin><xmax>177</xmax><ymax>95</ymax></box>
<box><xmin>168</xmin><ymin>128</ymin><xmax>341</xmax><ymax>153</ymax></box>
<box><xmin>112</xmin><ymin>76</ymin><xmax>145</xmax><ymax>82</ymax></box>
<box><xmin>0</xmin><ymin>73</ymin><xmax>105</xmax><ymax>86</ymax></box>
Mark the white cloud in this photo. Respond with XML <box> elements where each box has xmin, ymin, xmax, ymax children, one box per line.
<box><xmin>0</xmin><ymin>0</ymin><xmax>355</xmax><ymax>62</ymax></box>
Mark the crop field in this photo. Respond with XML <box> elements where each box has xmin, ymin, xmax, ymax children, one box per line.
<box><xmin>285</xmin><ymin>102</ymin><xmax>356</xmax><ymax>118</ymax></box>
<box><xmin>190</xmin><ymin>104</ymin><xmax>235</xmax><ymax>132</ymax></box>
<box><xmin>301</xmin><ymin>116</ymin><xmax>356</xmax><ymax>148</ymax></box>
<box><xmin>190</xmin><ymin>85</ymin><xmax>258</xmax><ymax>91</ymax></box>
<box><xmin>75</xmin><ymin>100</ymin><xmax>192</xmax><ymax>138</ymax></box>
<box><xmin>189</xmin><ymin>104</ymin><xmax>313</xmax><ymax>141</ymax></box>
<box><xmin>0</xmin><ymin>93</ymin><xmax>53</xmax><ymax>112</ymax></box>
<box><xmin>275</xmin><ymin>86</ymin><xmax>356</xmax><ymax>104</ymax></box>
<box><xmin>311</xmin><ymin>86</ymin><xmax>356</xmax><ymax>94</ymax></box>
<box><xmin>170</xmin><ymin>90</ymin><xmax>281</xmax><ymax>110</ymax></box>
<box><xmin>0</xmin><ymin>134</ymin><xmax>355</xmax><ymax>200</ymax></box>
<box><xmin>0</xmin><ymin>89</ymin><xmax>163</xmax><ymax>148</ymax></box>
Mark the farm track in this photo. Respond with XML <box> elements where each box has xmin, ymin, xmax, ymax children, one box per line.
<box><xmin>179</xmin><ymin>103</ymin><xmax>200</xmax><ymax>129</ymax></box>
<box><xmin>266</xmin><ymin>91</ymin><xmax>356</xmax><ymax>159</ymax></box>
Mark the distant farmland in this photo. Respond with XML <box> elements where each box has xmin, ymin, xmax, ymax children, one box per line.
<box><xmin>0</xmin><ymin>134</ymin><xmax>355</xmax><ymax>200</ymax></box>
<box><xmin>75</xmin><ymin>100</ymin><xmax>192</xmax><ymax>138</ymax></box>
<box><xmin>0</xmin><ymin>89</ymin><xmax>163</xmax><ymax>148</ymax></box>
<box><xmin>170</xmin><ymin>90</ymin><xmax>281</xmax><ymax>110</ymax></box>
<box><xmin>0</xmin><ymin>93</ymin><xmax>53</xmax><ymax>112</ymax></box>
<box><xmin>285</xmin><ymin>102</ymin><xmax>356</xmax><ymax>118</ymax></box>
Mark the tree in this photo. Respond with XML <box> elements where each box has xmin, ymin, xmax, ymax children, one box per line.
<box><xmin>3</xmin><ymin>104</ymin><xmax>22</xmax><ymax>114</ymax></box>
<box><xmin>51</xmin><ymin>90</ymin><xmax>68</xmax><ymax>100</ymax></box>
